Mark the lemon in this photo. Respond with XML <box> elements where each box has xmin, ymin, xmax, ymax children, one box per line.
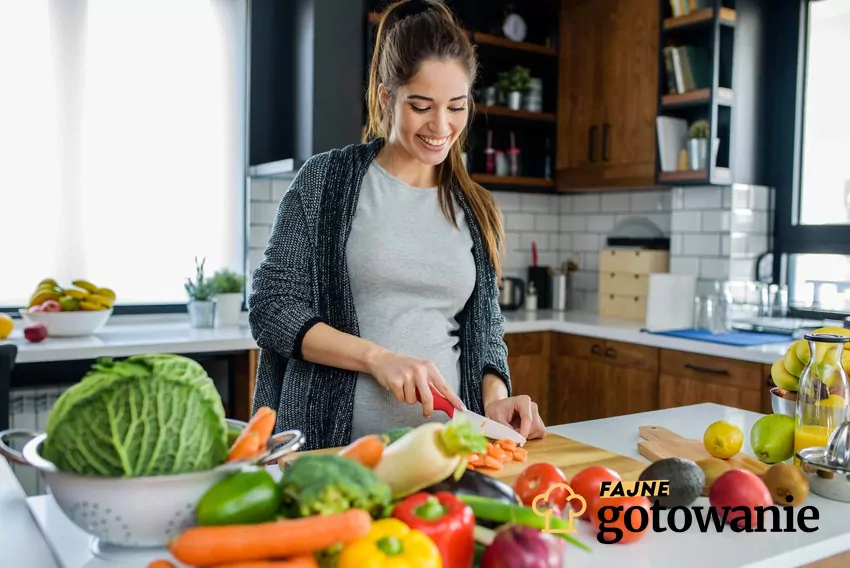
<box><xmin>0</xmin><ymin>313</ymin><xmax>13</xmax><ymax>339</ymax></box>
<box><xmin>819</xmin><ymin>394</ymin><xmax>846</xmax><ymax>408</ymax></box>
<box><xmin>703</xmin><ymin>420</ymin><xmax>744</xmax><ymax>459</ymax></box>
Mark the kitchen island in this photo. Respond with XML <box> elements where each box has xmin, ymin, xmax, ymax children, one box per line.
<box><xmin>2</xmin><ymin>403</ymin><xmax>849</xmax><ymax>568</ymax></box>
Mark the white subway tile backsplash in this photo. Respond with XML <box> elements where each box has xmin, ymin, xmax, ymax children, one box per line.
<box><xmin>505</xmin><ymin>212</ymin><xmax>535</xmax><ymax>231</ymax></box>
<box><xmin>671</xmin><ymin>256</ymin><xmax>700</xmax><ymax>275</ymax></box>
<box><xmin>729</xmin><ymin>258</ymin><xmax>756</xmax><ymax>280</ymax></box>
<box><xmin>729</xmin><ymin>233</ymin><xmax>748</xmax><ymax>256</ymax></box>
<box><xmin>271</xmin><ymin>178</ymin><xmax>292</xmax><ymax>202</ymax></box>
<box><xmin>702</xmin><ymin>211</ymin><xmax>731</xmax><ymax>232</ymax></box>
<box><xmin>574</xmin><ymin>233</ymin><xmax>601</xmax><ymax>251</ymax></box>
<box><xmin>495</xmin><ymin>192</ymin><xmax>522</xmax><ymax>212</ymax></box>
<box><xmin>571</xmin><ymin>271</ymin><xmax>598</xmax><ymax>291</ymax></box>
<box><xmin>683</xmin><ymin>234</ymin><xmax>721</xmax><ymax>256</ymax></box>
<box><xmin>535</xmin><ymin>214</ymin><xmax>560</xmax><ymax>232</ymax></box>
<box><xmin>601</xmin><ymin>193</ymin><xmax>631</xmax><ymax>212</ymax></box>
<box><xmin>731</xmin><ymin>210</ymin><xmax>755</xmax><ymax>232</ymax></box>
<box><xmin>631</xmin><ymin>190</ymin><xmax>672</xmax><ymax>212</ymax></box>
<box><xmin>581</xmin><ymin>251</ymin><xmax>599</xmax><ymax>271</ymax></box>
<box><xmin>670</xmin><ymin>235</ymin><xmax>683</xmax><ymax>255</ymax></box>
<box><xmin>671</xmin><ymin>188</ymin><xmax>685</xmax><ymax>210</ymax></box>
<box><xmin>505</xmin><ymin>232</ymin><xmax>522</xmax><ymax>252</ymax></box>
<box><xmin>732</xmin><ymin>185</ymin><xmax>750</xmax><ymax>209</ymax></box>
<box><xmin>645</xmin><ymin>213</ymin><xmax>672</xmax><ymax>235</ymax></box>
<box><xmin>750</xmin><ymin>185</ymin><xmax>770</xmax><ymax>210</ymax></box>
<box><xmin>748</xmin><ymin>234</ymin><xmax>769</xmax><ymax>255</ymax></box>
<box><xmin>250</xmin><ymin>201</ymin><xmax>279</xmax><ymax>225</ymax></box>
<box><xmin>559</xmin><ymin>195</ymin><xmax>573</xmax><ymax>213</ymax></box>
<box><xmin>700</xmin><ymin>257</ymin><xmax>730</xmax><ymax>280</ymax></box>
<box><xmin>561</xmin><ymin>215</ymin><xmax>586</xmax><ymax>232</ymax></box>
<box><xmin>250</xmin><ymin>225</ymin><xmax>271</xmax><ymax>249</ymax></box>
<box><xmin>521</xmin><ymin>194</ymin><xmax>552</xmax><ymax>212</ymax></box>
<box><xmin>573</xmin><ymin>194</ymin><xmax>601</xmax><ymax>213</ymax></box>
<box><xmin>250</xmin><ymin>179</ymin><xmax>272</xmax><ymax>202</ymax></box>
<box><xmin>684</xmin><ymin>186</ymin><xmax>723</xmax><ymax>210</ymax></box>
<box><xmin>521</xmin><ymin>233</ymin><xmax>550</xmax><ymax>251</ymax></box>
<box><xmin>559</xmin><ymin>233</ymin><xmax>572</xmax><ymax>251</ymax></box>
<box><xmin>722</xmin><ymin>235</ymin><xmax>731</xmax><ymax>256</ymax></box>
<box><xmin>537</xmin><ymin>252</ymin><xmax>561</xmax><ymax>268</ymax></box>
<box><xmin>586</xmin><ymin>214</ymin><xmax>616</xmax><ymax>233</ymax></box>
<box><xmin>671</xmin><ymin>211</ymin><xmax>702</xmax><ymax>233</ymax></box>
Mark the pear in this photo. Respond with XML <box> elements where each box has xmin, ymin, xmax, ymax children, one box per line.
<box><xmin>771</xmin><ymin>358</ymin><xmax>799</xmax><ymax>391</ymax></box>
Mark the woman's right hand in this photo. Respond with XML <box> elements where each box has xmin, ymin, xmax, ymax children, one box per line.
<box><xmin>366</xmin><ymin>349</ymin><xmax>464</xmax><ymax>418</ymax></box>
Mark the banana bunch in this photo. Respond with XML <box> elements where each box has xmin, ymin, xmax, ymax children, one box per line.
<box><xmin>28</xmin><ymin>278</ymin><xmax>117</xmax><ymax>312</ymax></box>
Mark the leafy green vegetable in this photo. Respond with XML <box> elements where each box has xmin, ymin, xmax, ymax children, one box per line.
<box><xmin>381</xmin><ymin>426</ymin><xmax>413</xmax><ymax>445</ymax></box>
<box><xmin>42</xmin><ymin>354</ymin><xmax>228</xmax><ymax>477</ymax></box>
<box><xmin>279</xmin><ymin>454</ymin><xmax>392</xmax><ymax>518</ymax></box>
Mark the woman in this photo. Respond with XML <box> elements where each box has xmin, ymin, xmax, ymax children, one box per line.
<box><xmin>248</xmin><ymin>0</ymin><xmax>546</xmax><ymax>451</ymax></box>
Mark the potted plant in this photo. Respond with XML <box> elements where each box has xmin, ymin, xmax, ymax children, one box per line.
<box><xmin>687</xmin><ymin>120</ymin><xmax>710</xmax><ymax>170</ymax></box>
<box><xmin>497</xmin><ymin>65</ymin><xmax>532</xmax><ymax>110</ymax></box>
<box><xmin>184</xmin><ymin>257</ymin><xmax>216</xmax><ymax>328</ymax></box>
<box><xmin>211</xmin><ymin>268</ymin><xmax>245</xmax><ymax>327</ymax></box>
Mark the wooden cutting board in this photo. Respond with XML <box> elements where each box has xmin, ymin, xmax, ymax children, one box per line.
<box><xmin>637</xmin><ymin>425</ymin><xmax>769</xmax><ymax>477</ymax></box>
<box><xmin>282</xmin><ymin>433</ymin><xmax>649</xmax><ymax>485</ymax></box>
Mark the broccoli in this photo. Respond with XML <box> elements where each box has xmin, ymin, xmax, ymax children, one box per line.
<box><xmin>279</xmin><ymin>454</ymin><xmax>392</xmax><ymax>518</ymax></box>
<box><xmin>381</xmin><ymin>426</ymin><xmax>413</xmax><ymax>445</ymax></box>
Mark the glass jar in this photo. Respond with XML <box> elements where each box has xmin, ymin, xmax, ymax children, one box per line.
<box><xmin>794</xmin><ymin>333</ymin><xmax>850</xmax><ymax>464</ymax></box>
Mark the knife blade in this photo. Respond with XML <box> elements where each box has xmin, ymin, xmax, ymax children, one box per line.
<box><xmin>415</xmin><ymin>385</ymin><xmax>527</xmax><ymax>446</ymax></box>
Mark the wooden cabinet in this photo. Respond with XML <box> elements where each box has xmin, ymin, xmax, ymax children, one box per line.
<box><xmin>658</xmin><ymin>349</ymin><xmax>772</xmax><ymax>414</ymax></box>
<box><xmin>549</xmin><ymin>334</ymin><xmax>659</xmax><ymax>424</ymax></box>
<box><xmin>555</xmin><ymin>0</ymin><xmax>659</xmax><ymax>190</ymax></box>
<box><xmin>505</xmin><ymin>332</ymin><xmax>552</xmax><ymax>423</ymax></box>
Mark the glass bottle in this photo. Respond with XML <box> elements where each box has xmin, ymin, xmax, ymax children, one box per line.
<box><xmin>794</xmin><ymin>333</ymin><xmax>850</xmax><ymax>464</ymax></box>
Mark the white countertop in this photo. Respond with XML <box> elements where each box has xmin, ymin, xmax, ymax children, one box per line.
<box><xmin>3</xmin><ymin>403</ymin><xmax>849</xmax><ymax>568</ymax></box>
<box><xmin>3</xmin><ymin>310</ymin><xmax>794</xmax><ymax>366</ymax></box>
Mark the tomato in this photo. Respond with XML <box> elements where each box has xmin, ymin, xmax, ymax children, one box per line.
<box><xmin>569</xmin><ymin>465</ymin><xmax>621</xmax><ymax>520</ymax></box>
<box><xmin>513</xmin><ymin>463</ymin><xmax>569</xmax><ymax>509</ymax></box>
<box><xmin>592</xmin><ymin>495</ymin><xmax>652</xmax><ymax>544</ymax></box>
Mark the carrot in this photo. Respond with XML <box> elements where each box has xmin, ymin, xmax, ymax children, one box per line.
<box><xmin>512</xmin><ymin>447</ymin><xmax>528</xmax><ymax>461</ymax></box>
<box><xmin>147</xmin><ymin>561</ymin><xmax>176</xmax><ymax>568</ymax></box>
<box><xmin>487</xmin><ymin>443</ymin><xmax>506</xmax><ymax>461</ymax></box>
<box><xmin>498</xmin><ymin>439</ymin><xmax>518</xmax><ymax>452</ymax></box>
<box><xmin>339</xmin><ymin>435</ymin><xmax>384</xmax><ymax>468</ymax></box>
<box><xmin>169</xmin><ymin>509</ymin><xmax>372</xmax><ymax>567</ymax></box>
<box><xmin>209</xmin><ymin>558</ymin><xmax>319</xmax><ymax>568</ymax></box>
<box><xmin>480</xmin><ymin>455</ymin><xmax>504</xmax><ymax>470</ymax></box>
<box><xmin>227</xmin><ymin>407</ymin><xmax>276</xmax><ymax>462</ymax></box>
<box><xmin>467</xmin><ymin>453</ymin><xmax>481</xmax><ymax>466</ymax></box>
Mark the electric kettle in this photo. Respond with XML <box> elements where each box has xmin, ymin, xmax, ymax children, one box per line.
<box><xmin>499</xmin><ymin>277</ymin><xmax>525</xmax><ymax>311</ymax></box>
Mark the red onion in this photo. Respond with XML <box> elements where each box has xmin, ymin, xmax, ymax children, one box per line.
<box><xmin>480</xmin><ymin>525</ymin><xmax>565</xmax><ymax>568</ymax></box>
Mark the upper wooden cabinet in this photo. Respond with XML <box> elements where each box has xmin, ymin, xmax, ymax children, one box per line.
<box><xmin>555</xmin><ymin>0</ymin><xmax>660</xmax><ymax>191</ymax></box>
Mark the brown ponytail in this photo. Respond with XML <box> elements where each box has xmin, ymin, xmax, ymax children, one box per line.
<box><xmin>365</xmin><ymin>0</ymin><xmax>505</xmax><ymax>278</ymax></box>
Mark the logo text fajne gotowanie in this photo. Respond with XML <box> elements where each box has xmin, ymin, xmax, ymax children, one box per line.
<box><xmin>531</xmin><ymin>480</ymin><xmax>820</xmax><ymax>544</ymax></box>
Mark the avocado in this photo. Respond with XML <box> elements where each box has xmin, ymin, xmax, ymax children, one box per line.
<box><xmin>638</xmin><ymin>457</ymin><xmax>705</xmax><ymax>508</ymax></box>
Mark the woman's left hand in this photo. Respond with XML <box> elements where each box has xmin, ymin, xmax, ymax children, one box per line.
<box><xmin>484</xmin><ymin>395</ymin><xmax>546</xmax><ymax>440</ymax></box>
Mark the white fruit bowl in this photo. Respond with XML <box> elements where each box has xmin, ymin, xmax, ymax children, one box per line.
<box><xmin>18</xmin><ymin>308</ymin><xmax>113</xmax><ymax>337</ymax></box>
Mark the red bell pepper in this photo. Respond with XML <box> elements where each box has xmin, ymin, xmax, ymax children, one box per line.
<box><xmin>392</xmin><ymin>491</ymin><xmax>475</xmax><ymax>568</ymax></box>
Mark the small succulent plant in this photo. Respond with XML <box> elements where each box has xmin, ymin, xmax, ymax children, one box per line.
<box><xmin>689</xmin><ymin>120</ymin><xmax>710</xmax><ymax>139</ymax></box>
<box><xmin>185</xmin><ymin>257</ymin><xmax>215</xmax><ymax>302</ymax></box>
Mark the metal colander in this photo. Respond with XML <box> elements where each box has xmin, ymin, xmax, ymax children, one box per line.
<box><xmin>0</xmin><ymin>419</ymin><xmax>304</xmax><ymax>548</ymax></box>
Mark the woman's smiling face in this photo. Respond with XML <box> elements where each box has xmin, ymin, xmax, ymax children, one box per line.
<box><xmin>381</xmin><ymin>57</ymin><xmax>470</xmax><ymax>167</ymax></box>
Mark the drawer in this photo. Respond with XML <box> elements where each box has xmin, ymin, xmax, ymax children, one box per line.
<box><xmin>660</xmin><ymin>349</ymin><xmax>763</xmax><ymax>390</ymax></box>
<box><xmin>599</xmin><ymin>271</ymin><xmax>650</xmax><ymax>296</ymax></box>
<box><xmin>555</xmin><ymin>333</ymin><xmax>607</xmax><ymax>360</ymax></box>
<box><xmin>505</xmin><ymin>332</ymin><xmax>547</xmax><ymax>356</ymax></box>
<box><xmin>554</xmin><ymin>334</ymin><xmax>657</xmax><ymax>371</ymax></box>
<box><xmin>598</xmin><ymin>292</ymin><xmax>647</xmax><ymax>321</ymax></box>
<box><xmin>599</xmin><ymin>248</ymin><xmax>669</xmax><ymax>275</ymax></box>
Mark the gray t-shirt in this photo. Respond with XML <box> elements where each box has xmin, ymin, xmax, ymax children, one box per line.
<box><xmin>346</xmin><ymin>160</ymin><xmax>477</xmax><ymax>439</ymax></box>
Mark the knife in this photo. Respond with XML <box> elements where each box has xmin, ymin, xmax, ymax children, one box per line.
<box><xmin>416</xmin><ymin>385</ymin><xmax>527</xmax><ymax>446</ymax></box>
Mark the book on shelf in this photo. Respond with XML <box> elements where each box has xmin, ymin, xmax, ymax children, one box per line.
<box><xmin>669</xmin><ymin>0</ymin><xmax>709</xmax><ymax>17</ymax></box>
<box><xmin>662</xmin><ymin>45</ymin><xmax>711</xmax><ymax>95</ymax></box>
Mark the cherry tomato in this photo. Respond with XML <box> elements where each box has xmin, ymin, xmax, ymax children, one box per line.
<box><xmin>593</xmin><ymin>495</ymin><xmax>652</xmax><ymax>544</ymax></box>
<box><xmin>513</xmin><ymin>463</ymin><xmax>569</xmax><ymax>508</ymax></box>
<box><xmin>569</xmin><ymin>465</ymin><xmax>621</xmax><ymax>520</ymax></box>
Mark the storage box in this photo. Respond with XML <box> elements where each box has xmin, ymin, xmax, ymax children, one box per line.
<box><xmin>599</xmin><ymin>271</ymin><xmax>651</xmax><ymax>296</ymax></box>
<box><xmin>598</xmin><ymin>248</ymin><xmax>669</xmax><ymax>274</ymax></box>
<box><xmin>598</xmin><ymin>292</ymin><xmax>648</xmax><ymax>321</ymax></box>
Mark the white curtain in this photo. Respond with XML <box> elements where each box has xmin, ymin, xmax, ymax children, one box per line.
<box><xmin>0</xmin><ymin>0</ymin><xmax>248</xmax><ymax>307</ymax></box>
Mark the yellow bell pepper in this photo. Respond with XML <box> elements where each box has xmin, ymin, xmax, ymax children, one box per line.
<box><xmin>339</xmin><ymin>518</ymin><xmax>442</xmax><ymax>568</ymax></box>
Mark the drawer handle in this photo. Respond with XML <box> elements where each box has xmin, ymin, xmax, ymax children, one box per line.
<box><xmin>591</xmin><ymin>344</ymin><xmax>603</xmax><ymax>356</ymax></box>
<box><xmin>685</xmin><ymin>363</ymin><xmax>730</xmax><ymax>376</ymax></box>
<box><xmin>605</xmin><ymin>347</ymin><xmax>617</xmax><ymax>359</ymax></box>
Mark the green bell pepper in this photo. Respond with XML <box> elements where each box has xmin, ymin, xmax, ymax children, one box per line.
<box><xmin>196</xmin><ymin>468</ymin><xmax>282</xmax><ymax>526</ymax></box>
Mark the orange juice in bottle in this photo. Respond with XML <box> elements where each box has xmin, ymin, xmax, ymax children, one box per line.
<box><xmin>794</xmin><ymin>333</ymin><xmax>850</xmax><ymax>464</ymax></box>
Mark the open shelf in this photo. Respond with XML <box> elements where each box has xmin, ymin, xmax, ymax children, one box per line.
<box><xmin>471</xmin><ymin>174</ymin><xmax>555</xmax><ymax>188</ymax></box>
<box><xmin>658</xmin><ymin>167</ymin><xmax>731</xmax><ymax>185</ymax></box>
<box><xmin>472</xmin><ymin>33</ymin><xmax>557</xmax><ymax>56</ymax></box>
<box><xmin>663</xmin><ymin>7</ymin><xmax>736</xmax><ymax>30</ymax></box>
<box><xmin>475</xmin><ymin>105</ymin><xmax>556</xmax><ymax>122</ymax></box>
<box><xmin>661</xmin><ymin>87</ymin><xmax>733</xmax><ymax>108</ymax></box>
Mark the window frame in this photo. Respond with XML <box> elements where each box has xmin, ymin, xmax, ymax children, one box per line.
<box><xmin>0</xmin><ymin>1</ymin><xmax>252</xmax><ymax>320</ymax></box>
<box><xmin>771</xmin><ymin>0</ymin><xmax>850</xmax><ymax>320</ymax></box>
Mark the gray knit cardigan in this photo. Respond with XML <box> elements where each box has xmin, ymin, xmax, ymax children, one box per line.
<box><xmin>248</xmin><ymin>137</ymin><xmax>511</xmax><ymax>451</ymax></box>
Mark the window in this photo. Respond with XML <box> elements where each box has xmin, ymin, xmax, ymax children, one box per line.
<box><xmin>0</xmin><ymin>0</ymin><xmax>248</xmax><ymax>312</ymax></box>
<box><xmin>774</xmin><ymin>0</ymin><xmax>850</xmax><ymax>317</ymax></box>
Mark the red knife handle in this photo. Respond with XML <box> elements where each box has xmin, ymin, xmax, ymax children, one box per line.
<box><xmin>415</xmin><ymin>384</ymin><xmax>455</xmax><ymax>417</ymax></box>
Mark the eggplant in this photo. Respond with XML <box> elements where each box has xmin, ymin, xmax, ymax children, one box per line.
<box><xmin>424</xmin><ymin>469</ymin><xmax>521</xmax><ymax>528</ymax></box>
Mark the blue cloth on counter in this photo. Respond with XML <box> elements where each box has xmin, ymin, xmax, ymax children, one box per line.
<box><xmin>649</xmin><ymin>328</ymin><xmax>792</xmax><ymax>346</ymax></box>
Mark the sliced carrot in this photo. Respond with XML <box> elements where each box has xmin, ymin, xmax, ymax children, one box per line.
<box><xmin>227</xmin><ymin>407</ymin><xmax>276</xmax><ymax>462</ymax></box>
<box><xmin>208</xmin><ymin>557</ymin><xmax>319</xmax><ymax>568</ymax></box>
<box><xmin>226</xmin><ymin>431</ymin><xmax>262</xmax><ymax>462</ymax></box>
<box><xmin>467</xmin><ymin>453</ymin><xmax>481</xmax><ymax>465</ymax></box>
<box><xmin>147</xmin><ymin>561</ymin><xmax>176</xmax><ymax>568</ymax></box>
<box><xmin>481</xmin><ymin>455</ymin><xmax>504</xmax><ymax>470</ymax></box>
<box><xmin>170</xmin><ymin>509</ymin><xmax>372</xmax><ymax>567</ymax></box>
<box><xmin>339</xmin><ymin>435</ymin><xmax>384</xmax><ymax>468</ymax></box>
<box><xmin>467</xmin><ymin>463</ymin><xmax>476</xmax><ymax>470</ymax></box>
<box><xmin>487</xmin><ymin>443</ymin><xmax>506</xmax><ymax>461</ymax></box>
<box><xmin>512</xmin><ymin>447</ymin><xmax>528</xmax><ymax>461</ymax></box>
<box><xmin>499</xmin><ymin>439</ymin><xmax>518</xmax><ymax>452</ymax></box>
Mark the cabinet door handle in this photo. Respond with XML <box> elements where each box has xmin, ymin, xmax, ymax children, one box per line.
<box><xmin>588</xmin><ymin>126</ymin><xmax>597</xmax><ymax>163</ymax></box>
<box><xmin>601</xmin><ymin>123</ymin><xmax>610</xmax><ymax>162</ymax></box>
<box><xmin>684</xmin><ymin>363</ymin><xmax>730</xmax><ymax>376</ymax></box>
<box><xmin>605</xmin><ymin>347</ymin><xmax>617</xmax><ymax>359</ymax></box>
<box><xmin>590</xmin><ymin>344</ymin><xmax>603</xmax><ymax>356</ymax></box>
